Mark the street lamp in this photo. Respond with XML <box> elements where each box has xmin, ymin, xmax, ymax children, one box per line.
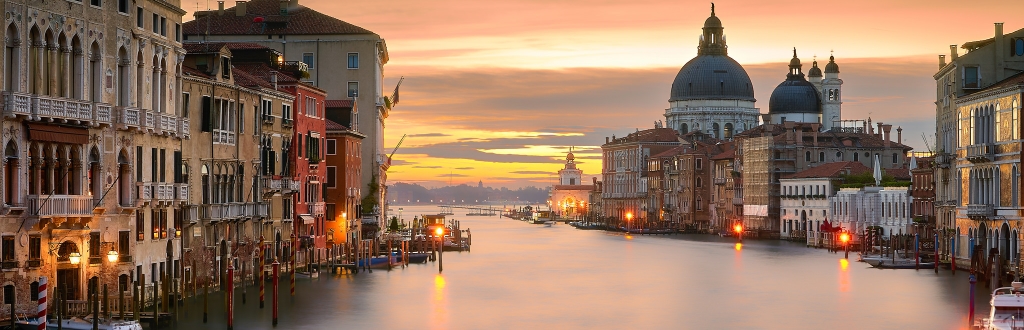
<box><xmin>626</xmin><ymin>212</ymin><xmax>633</xmax><ymax>232</ymax></box>
<box><xmin>69</xmin><ymin>252</ymin><xmax>82</xmax><ymax>265</ymax></box>
<box><xmin>434</xmin><ymin>227</ymin><xmax>444</xmax><ymax>273</ymax></box>
<box><xmin>107</xmin><ymin>250</ymin><xmax>119</xmax><ymax>263</ymax></box>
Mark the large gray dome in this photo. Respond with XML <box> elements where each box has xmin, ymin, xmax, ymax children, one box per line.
<box><xmin>669</xmin><ymin>55</ymin><xmax>755</xmax><ymax>102</ymax></box>
<box><xmin>769</xmin><ymin>78</ymin><xmax>821</xmax><ymax>114</ymax></box>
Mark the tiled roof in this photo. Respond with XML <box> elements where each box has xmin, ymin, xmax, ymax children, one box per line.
<box><xmin>784</xmin><ymin>161</ymin><xmax>871</xmax><ymax>179</ymax></box>
<box><xmin>552</xmin><ymin>185</ymin><xmax>595</xmax><ymax>191</ymax></box>
<box><xmin>182</xmin><ymin>66</ymin><xmax>212</xmax><ymax>79</ymax></box>
<box><xmin>233</xmin><ymin>63</ymin><xmax>299</xmax><ymax>83</ymax></box>
<box><xmin>183</xmin><ymin>0</ymin><xmax>376</xmax><ymax>36</ymax></box>
<box><xmin>651</xmin><ymin>146</ymin><xmax>686</xmax><ymax>158</ymax></box>
<box><xmin>325</xmin><ymin>100</ymin><xmax>353</xmax><ymax>108</ymax></box>
<box><xmin>604</xmin><ymin>128</ymin><xmax>679</xmax><ymax>146</ymax></box>
<box><xmin>184</xmin><ymin>42</ymin><xmax>273</xmax><ymax>54</ymax></box>
<box><xmin>976</xmin><ymin>71</ymin><xmax>1024</xmax><ymax>93</ymax></box>
<box><xmin>325</xmin><ymin>119</ymin><xmax>347</xmax><ymax>131</ymax></box>
<box><xmin>232</xmin><ymin>67</ymin><xmax>272</xmax><ymax>89</ymax></box>
<box><xmin>710</xmin><ymin>142</ymin><xmax>736</xmax><ymax>160</ymax></box>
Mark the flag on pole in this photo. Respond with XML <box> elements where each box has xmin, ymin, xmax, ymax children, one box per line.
<box><xmin>389</xmin><ymin>77</ymin><xmax>404</xmax><ymax>109</ymax></box>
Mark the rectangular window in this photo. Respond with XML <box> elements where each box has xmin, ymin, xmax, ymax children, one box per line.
<box><xmin>239</xmin><ymin>103</ymin><xmax>245</xmax><ymax>133</ymax></box>
<box><xmin>327</xmin><ymin>139</ymin><xmax>336</xmax><ymax>155</ymax></box>
<box><xmin>118</xmin><ymin>0</ymin><xmax>128</xmax><ymax>13</ymax></box>
<box><xmin>151</xmin><ymin>209</ymin><xmax>159</xmax><ymax>240</ymax></box>
<box><xmin>2</xmin><ymin>236</ymin><xmax>14</xmax><ymax>262</ymax></box>
<box><xmin>201</xmin><ymin>96</ymin><xmax>212</xmax><ymax>132</ymax></box>
<box><xmin>136</xmin><ymin>210</ymin><xmax>145</xmax><ymax>241</ymax></box>
<box><xmin>348</xmin><ymin>82</ymin><xmax>358</xmax><ymax>98</ymax></box>
<box><xmin>91</xmin><ymin>0</ymin><xmax>101</xmax><ymax>7</ymax></box>
<box><xmin>159</xmin><ymin>149</ymin><xmax>166</xmax><ymax>182</ymax></box>
<box><xmin>89</xmin><ymin>232</ymin><xmax>100</xmax><ymax>264</ymax></box>
<box><xmin>160</xmin><ymin>17</ymin><xmax>167</xmax><ymax>36</ymax></box>
<box><xmin>151</xmin><ymin>148</ymin><xmax>157</xmax><ymax>182</ymax></box>
<box><xmin>326</xmin><ymin>166</ymin><xmax>336</xmax><ymax>188</ymax></box>
<box><xmin>964</xmin><ymin>66</ymin><xmax>980</xmax><ymax>89</ymax></box>
<box><xmin>118</xmin><ymin>231</ymin><xmax>130</xmax><ymax>257</ymax></box>
<box><xmin>161</xmin><ymin>210</ymin><xmax>168</xmax><ymax>239</ymax></box>
<box><xmin>282</xmin><ymin>104</ymin><xmax>291</xmax><ymax>120</ymax></box>
<box><xmin>283</xmin><ymin>197</ymin><xmax>292</xmax><ymax>220</ymax></box>
<box><xmin>347</xmin><ymin>53</ymin><xmax>359</xmax><ymax>69</ymax></box>
<box><xmin>152</xmin><ymin>14</ymin><xmax>159</xmax><ymax>33</ymax></box>
<box><xmin>326</xmin><ymin>204</ymin><xmax>335</xmax><ymax>221</ymax></box>
<box><xmin>136</xmin><ymin>146</ymin><xmax>143</xmax><ymax>182</ymax></box>
<box><xmin>28</xmin><ymin>235</ymin><xmax>40</xmax><ymax>262</ymax></box>
<box><xmin>175</xmin><ymin>23</ymin><xmax>181</xmax><ymax>42</ymax></box>
<box><xmin>181</xmin><ymin>93</ymin><xmax>190</xmax><ymax>118</ymax></box>
<box><xmin>302</xmin><ymin>53</ymin><xmax>315</xmax><ymax>69</ymax></box>
<box><xmin>137</xmin><ymin>8</ymin><xmax>143</xmax><ymax>28</ymax></box>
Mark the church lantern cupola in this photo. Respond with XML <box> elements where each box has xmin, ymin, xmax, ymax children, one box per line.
<box><xmin>699</xmin><ymin>3</ymin><xmax>727</xmax><ymax>56</ymax></box>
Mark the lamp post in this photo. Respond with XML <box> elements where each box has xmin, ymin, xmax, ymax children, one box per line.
<box><xmin>626</xmin><ymin>212</ymin><xmax>633</xmax><ymax>233</ymax></box>
<box><xmin>435</xmin><ymin>227</ymin><xmax>444</xmax><ymax>273</ymax></box>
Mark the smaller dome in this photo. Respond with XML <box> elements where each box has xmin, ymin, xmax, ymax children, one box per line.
<box><xmin>769</xmin><ymin>79</ymin><xmax>821</xmax><ymax>114</ymax></box>
<box><xmin>704</xmin><ymin>15</ymin><xmax>722</xmax><ymax>28</ymax></box>
<box><xmin>788</xmin><ymin>48</ymin><xmax>801</xmax><ymax>67</ymax></box>
<box><xmin>566</xmin><ymin>152</ymin><xmax>575</xmax><ymax>161</ymax></box>
<box><xmin>808</xmin><ymin>60</ymin><xmax>822</xmax><ymax>77</ymax></box>
<box><xmin>825</xmin><ymin>55</ymin><xmax>840</xmax><ymax>73</ymax></box>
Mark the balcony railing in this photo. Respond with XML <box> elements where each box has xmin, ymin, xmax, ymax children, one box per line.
<box><xmin>139</xmin><ymin>182</ymin><xmax>176</xmax><ymax>203</ymax></box>
<box><xmin>288</xmin><ymin>179</ymin><xmax>301</xmax><ymax>191</ymax></box>
<box><xmin>3</xmin><ymin>91</ymin><xmax>31</xmax><ymax>117</ymax></box>
<box><xmin>159</xmin><ymin>113</ymin><xmax>177</xmax><ymax>135</ymax></box>
<box><xmin>199</xmin><ymin>202</ymin><xmax>267</xmax><ymax>221</ymax></box>
<box><xmin>263</xmin><ymin>177</ymin><xmax>282</xmax><ymax>191</ymax></box>
<box><xmin>116</xmin><ymin>106</ymin><xmax>141</xmax><ymax>130</ymax></box>
<box><xmin>733</xmin><ymin>197</ymin><xmax>744</xmax><ymax>206</ymax></box>
<box><xmin>174</xmin><ymin>183</ymin><xmax>189</xmax><ymax>203</ymax></box>
<box><xmin>966</xmin><ymin>144</ymin><xmax>994</xmax><ymax>163</ymax></box>
<box><xmin>282</xmin><ymin>118</ymin><xmax>293</xmax><ymax>127</ymax></box>
<box><xmin>213</xmin><ymin>130</ymin><xmax>235</xmax><ymax>144</ymax></box>
<box><xmin>262</xmin><ymin>114</ymin><xmax>275</xmax><ymax>124</ymax></box>
<box><xmin>179</xmin><ymin>118</ymin><xmax>190</xmax><ymax>138</ymax></box>
<box><xmin>967</xmin><ymin>204</ymin><xmax>994</xmax><ymax>219</ymax></box>
<box><xmin>714</xmin><ymin>177</ymin><xmax>727</xmax><ymax>185</ymax></box>
<box><xmin>308</xmin><ymin>202</ymin><xmax>325</xmax><ymax>216</ymax></box>
<box><xmin>143</xmin><ymin>109</ymin><xmax>156</xmax><ymax>132</ymax></box>
<box><xmin>93</xmin><ymin>103</ymin><xmax>112</xmax><ymax>126</ymax></box>
<box><xmin>27</xmin><ymin>195</ymin><xmax>94</xmax><ymax>217</ymax></box>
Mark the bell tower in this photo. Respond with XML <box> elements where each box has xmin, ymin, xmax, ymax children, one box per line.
<box><xmin>698</xmin><ymin>3</ymin><xmax>727</xmax><ymax>56</ymax></box>
<box><xmin>558</xmin><ymin>147</ymin><xmax>583</xmax><ymax>186</ymax></box>
<box><xmin>821</xmin><ymin>54</ymin><xmax>843</xmax><ymax>131</ymax></box>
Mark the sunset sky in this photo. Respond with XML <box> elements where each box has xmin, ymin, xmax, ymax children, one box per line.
<box><xmin>194</xmin><ymin>0</ymin><xmax>1024</xmax><ymax>188</ymax></box>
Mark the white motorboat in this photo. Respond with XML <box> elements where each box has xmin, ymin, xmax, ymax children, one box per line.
<box><xmin>981</xmin><ymin>281</ymin><xmax>1024</xmax><ymax>329</ymax></box>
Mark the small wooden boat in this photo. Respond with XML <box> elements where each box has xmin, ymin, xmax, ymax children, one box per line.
<box><xmin>18</xmin><ymin>317</ymin><xmax>142</xmax><ymax>330</ymax></box>
<box><xmin>870</xmin><ymin>259</ymin><xmax>935</xmax><ymax>269</ymax></box>
<box><xmin>403</xmin><ymin>253</ymin><xmax>430</xmax><ymax>264</ymax></box>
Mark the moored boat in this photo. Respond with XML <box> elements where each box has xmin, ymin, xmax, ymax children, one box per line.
<box><xmin>981</xmin><ymin>281</ymin><xmax>1024</xmax><ymax>329</ymax></box>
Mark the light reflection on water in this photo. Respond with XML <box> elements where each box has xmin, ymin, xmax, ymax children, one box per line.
<box><xmin>173</xmin><ymin>206</ymin><xmax>985</xmax><ymax>330</ymax></box>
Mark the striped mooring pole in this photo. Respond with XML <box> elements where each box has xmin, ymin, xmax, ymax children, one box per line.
<box><xmin>37</xmin><ymin>276</ymin><xmax>47</xmax><ymax>330</ymax></box>
<box><xmin>227</xmin><ymin>264</ymin><xmax>234</xmax><ymax>330</ymax></box>
<box><xmin>290</xmin><ymin>234</ymin><xmax>296</xmax><ymax>296</ymax></box>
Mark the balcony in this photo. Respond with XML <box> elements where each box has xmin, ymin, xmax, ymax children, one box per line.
<box><xmin>263</xmin><ymin>177</ymin><xmax>282</xmax><ymax>193</ymax></box>
<box><xmin>213</xmin><ymin>130</ymin><xmax>235</xmax><ymax>145</ymax></box>
<box><xmin>174</xmin><ymin>183</ymin><xmax>189</xmax><ymax>203</ymax></box>
<box><xmin>27</xmin><ymin>195</ymin><xmax>94</xmax><ymax>218</ymax></box>
<box><xmin>262</xmin><ymin>114</ymin><xmax>275</xmax><ymax>124</ymax></box>
<box><xmin>142</xmin><ymin>109</ymin><xmax>156</xmax><ymax>132</ymax></box>
<box><xmin>967</xmin><ymin>204</ymin><xmax>994</xmax><ymax>219</ymax></box>
<box><xmin>308</xmin><ymin>202</ymin><xmax>325</xmax><ymax>216</ymax></box>
<box><xmin>284</xmin><ymin>178</ymin><xmax>301</xmax><ymax>192</ymax></box>
<box><xmin>733</xmin><ymin>197</ymin><xmax>744</xmax><ymax>206</ymax></box>
<box><xmin>176</xmin><ymin>117</ymin><xmax>190</xmax><ymax>138</ymax></box>
<box><xmin>934</xmin><ymin>153</ymin><xmax>953</xmax><ymax>168</ymax></box>
<box><xmin>198</xmin><ymin>202</ymin><xmax>266</xmax><ymax>222</ymax></box>
<box><xmin>31</xmin><ymin>95</ymin><xmax>93</xmax><ymax>124</ymax></box>
<box><xmin>139</xmin><ymin>182</ymin><xmax>176</xmax><ymax>205</ymax></box>
<box><xmin>3</xmin><ymin>91</ymin><xmax>30</xmax><ymax>117</ymax></box>
<box><xmin>282</xmin><ymin>118</ymin><xmax>293</xmax><ymax>127</ymax></box>
<box><xmin>714</xmin><ymin>177</ymin><xmax>727</xmax><ymax>185</ymax></box>
<box><xmin>966</xmin><ymin>144</ymin><xmax>994</xmax><ymax>163</ymax></box>
<box><xmin>159</xmin><ymin>113</ymin><xmax>177</xmax><ymax>136</ymax></box>
<box><xmin>93</xmin><ymin>103</ymin><xmax>112</xmax><ymax>127</ymax></box>
<box><xmin>116</xmin><ymin>106</ymin><xmax>141</xmax><ymax>130</ymax></box>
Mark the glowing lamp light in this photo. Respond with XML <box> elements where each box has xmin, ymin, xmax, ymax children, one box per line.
<box><xmin>434</xmin><ymin>227</ymin><xmax>444</xmax><ymax>237</ymax></box>
<box><xmin>733</xmin><ymin>224</ymin><xmax>743</xmax><ymax>234</ymax></box>
<box><xmin>626</xmin><ymin>213</ymin><xmax>633</xmax><ymax>221</ymax></box>
<box><xmin>107</xmin><ymin>250</ymin><xmax>119</xmax><ymax>263</ymax></box>
<box><xmin>68</xmin><ymin>252</ymin><xmax>81</xmax><ymax>265</ymax></box>
<box><xmin>840</xmin><ymin>232</ymin><xmax>851</xmax><ymax>244</ymax></box>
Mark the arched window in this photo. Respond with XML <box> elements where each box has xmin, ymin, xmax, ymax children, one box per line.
<box><xmin>117</xmin><ymin>47</ymin><xmax>129</xmax><ymax>106</ymax></box>
<box><xmin>836</xmin><ymin>151</ymin><xmax>842</xmax><ymax>160</ymax></box>
<box><xmin>89</xmin><ymin>42</ymin><xmax>101</xmax><ymax>102</ymax></box>
<box><xmin>28</xmin><ymin>26</ymin><xmax>40</xmax><ymax>95</ymax></box>
<box><xmin>88</xmin><ymin>147</ymin><xmax>101</xmax><ymax>197</ymax></box>
<box><xmin>853</xmin><ymin>152</ymin><xmax>859</xmax><ymax>162</ymax></box>
<box><xmin>679</xmin><ymin>123</ymin><xmax>688</xmax><ymax>134</ymax></box>
<box><xmin>117</xmin><ymin>150</ymin><xmax>131</xmax><ymax>206</ymax></box>
<box><xmin>71</xmin><ymin>36</ymin><xmax>83</xmax><ymax>99</ymax></box>
<box><xmin>723</xmin><ymin>123</ymin><xmax>733</xmax><ymax>139</ymax></box>
<box><xmin>805</xmin><ymin>151</ymin><xmax>811</xmax><ymax>162</ymax></box>
<box><xmin>695</xmin><ymin>177</ymin><xmax>702</xmax><ymax>188</ymax></box>
<box><xmin>201</xmin><ymin>165</ymin><xmax>210</xmax><ymax>204</ymax></box>
<box><xmin>136</xmin><ymin>51</ymin><xmax>145</xmax><ymax>107</ymax></box>
<box><xmin>712</xmin><ymin>123</ymin><xmax>720</xmax><ymax>139</ymax></box>
<box><xmin>4</xmin><ymin>142</ymin><xmax>18</xmax><ymax>206</ymax></box>
<box><xmin>57</xmin><ymin>33</ymin><xmax>68</xmax><ymax>97</ymax></box>
<box><xmin>819</xmin><ymin>152</ymin><xmax>825</xmax><ymax>162</ymax></box>
<box><xmin>151</xmin><ymin>55</ymin><xmax>160</xmax><ymax>111</ymax></box>
<box><xmin>5</xmin><ymin>24</ymin><xmax>21</xmax><ymax>92</ymax></box>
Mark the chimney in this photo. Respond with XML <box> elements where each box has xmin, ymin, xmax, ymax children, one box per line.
<box><xmin>810</xmin><ymin>123</ymin><xmax>820</xmax><ymax>146</ymax></box>
<box><xmin>270</xmin><ymin>72</ymin><xmax>278</xmax><ymax>89</ymax></box>
<box><xmin>939</xmin><ymin>55</ymin><xmax>946</xmax><ymax>69</ymax></box>
<box><xmin>996</xmin><ymin>23</ymin><xmax>1006</xmax><ymax>81</ymax></box>
<box><xmin>950</xmin><ymin>45</ymin><xmax>958</xmax><ymax>60</ymax></box>
<box><xmin>795</xmin><ymin>127</ymin><xmax>803</xmax><ymax>146</ymax></box>
<box><xmin>867</xmin><ymin>118</ymin><xmax>873</xmax><ymax>135</ymax></box>
<box><xmin>235</xmin><ymin>1</ymin><xmax>247</xmax><ymax>16</ymax></box>
<box><xmin>881</xmin><ymin>124</ymin><xmax>892</xmax><ymax>148</ymax></box>
<box><xmin>897</xmin><ymin>126</ymin><xmax>903</xmax><ymax>145</ymax></box>
<box><xmin>876</xmin><ymin>122</ymin><xmax>884</xmax><ymax>139</ymax></box>
<box><xmin>605</xmin><ymin>137</ymin><xmax>609</xmax><ymax>144</ymax></box>
<box><xmin>218</xmin><ymin>1</ymin><xmax>225</xmax><ymax>15</ymax></box>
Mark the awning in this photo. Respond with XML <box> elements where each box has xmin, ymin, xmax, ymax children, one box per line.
<box><xmin>299</xmin><ymin>215</ymin><xmax>315</xmax><ymax>224</ymax></box>
<box><xmin>25</xmin><ymin>123</ymin><xmax>89</xmax><ymax>144</ymax></box>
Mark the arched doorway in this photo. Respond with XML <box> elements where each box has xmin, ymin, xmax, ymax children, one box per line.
<box><xmin>800</xmin><ymin>210</ymin><xmax>807</xmax><ymax>237</ymax></box>
<box><xmin>56</xmin><ymin>241</ymin><xmax>81</xmax><ymax>300</ymax></box>
<box><xmin>978</xmin><ymin>222</ymin><xmax>988</xmax><ymax>258</ymax></box>
<box><xmin>1001</xmin><ymin>223</ymin><xmax>1011</xmax><ymax>261</ymax></box>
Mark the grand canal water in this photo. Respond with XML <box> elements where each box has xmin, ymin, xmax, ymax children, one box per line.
<box><xmin>173</xmin><ymin>205</ymin><xmax>983</xmax><ymax>329</ymax></box>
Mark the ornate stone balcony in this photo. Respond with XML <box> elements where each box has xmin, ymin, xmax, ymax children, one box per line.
<box><xmin>159</xmin><ymin>113</ymin><xmax>177</xmax><ymax>136</ymax></box>
<box><xmin>139</xmin><ymin>182</ymin><xmax>177</xmax><ymax>205</ymax></box>
<box><xmin>199</xmin><ymin>202</ymin><xmax>267</xmax><ymax>222</ymax></box>
<box><xmin>3</xmin><ymin>91</ymin><xmax>31</xmax><ymax>117</ymax></box>
<box><xmin>966</xmin><ymin>143</ymin><xmax>994</xmax><ymax>163</ymax></box>
<box><xmin>174</xmin><ymin>183</ymin><xmax>189</xmax><ymax>203</ymax></box>
<box><xmin>967</xmin><ymin>204</ymin><xmax>994</xmax><ymax>219</ymax></box>
<box><xmin>308</xmin><ymin>202</ymin><xmax>325</xmax><ymax>217</ymax></box>
<box><xmin>263</xmin><ymin>177</ymin><xmax>282</xmax><ymax>194</ymax></box>
<box><xmin>27</xmin><ymin>194</ymin><xmax>94</xmax><ymax>218</ymax></box>
<box><xmin>714</xmin><ymin>177</ymin><xmax>727</xmax><ymax>185</ymax></box>
<box><xmin>116</xmin><ymin>106</ymin><xmax>141</xmax><ymax>130</ymax></box>
<box><xmin>93</xmin><ymin>103</ymin><xmax>112</xmax><ymax>127</ymax></box>
<box><xmin>142</xmin><ymin>109</ymin><xmax>156</xmax><ymax>132</ymax></box>
<box><xmin>213</xmin><ymin>130</ymin><xmax>235</xmax><ymax>144</ymax></box>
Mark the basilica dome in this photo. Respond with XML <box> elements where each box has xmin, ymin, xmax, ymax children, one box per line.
<box><xmin>669</xmin><ymin>5</ymin><xmax>754</xmax><ymax>103</ymax></box>
<box><xmin>670</xmin><ymin>55</ymin><xmax>755</xmax><ymax>102</ymax></box>
<box><xmin>769</xmin><ymin>49</ymin><xmax>821</xmax><ymax>115</ymax></box>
